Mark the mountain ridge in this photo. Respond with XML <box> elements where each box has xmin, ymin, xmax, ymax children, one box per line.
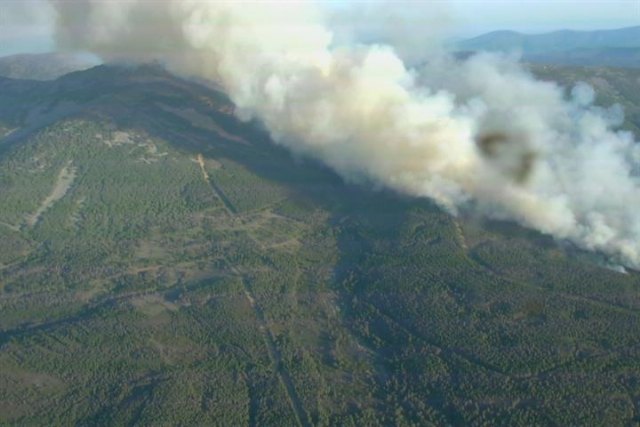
<box><xmin>458</xmin><ymin>25</ymin><xmax>640</xmax><ymax>68</ymax></box>
<box><xmin>459</xmin><ymin>25</ymin><xmax>640</xmax><ymax>53</ymax></box>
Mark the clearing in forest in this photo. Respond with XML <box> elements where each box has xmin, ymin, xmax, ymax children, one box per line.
<box><xmin>26</xmin><ymin>162</ymin><xmax>77</xmax><ymax>227</ymax></box>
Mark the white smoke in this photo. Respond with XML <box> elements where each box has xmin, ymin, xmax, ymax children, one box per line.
<box><xmin>50</xmin><ymin>0</ymin><xmax>640</xmax><ymax>267</ymax></box>
<box><xmin>327</xmin><ymin>1</ymin><xmax>452</xmax><ymax>65</ymax></box>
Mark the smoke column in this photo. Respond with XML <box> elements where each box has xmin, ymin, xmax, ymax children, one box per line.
<box><xmin>50</xmin><ymin>0</ymin><xmax>640</xmax><ymax>268</ymax></box>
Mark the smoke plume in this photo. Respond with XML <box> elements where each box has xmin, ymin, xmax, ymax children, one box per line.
<box><xmin>50</xmin><ymin>0</ymin><xmax>640</xmax><ymax>268</ymax></box>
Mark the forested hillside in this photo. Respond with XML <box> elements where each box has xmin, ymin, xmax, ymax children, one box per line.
<box><xmin>1</xmin><ymin>64</ymin><xmax>639</xmax><ymax>426</ymax></box>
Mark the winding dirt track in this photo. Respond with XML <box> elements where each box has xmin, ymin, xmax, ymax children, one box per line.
<box><xmin>196</xmin><ymin>154</ymin><xmax>237</xmax><ymax>215</ymax></box>
<box><xmin>196</xmin><ymin>153</ymin><xmax>310</xmax><ymax>426</ymax></box>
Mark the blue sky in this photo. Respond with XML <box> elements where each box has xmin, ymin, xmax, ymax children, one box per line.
<box><xmin>0</xmin><ymin>0</ymin><xmax>638</xmax><ymax>57</ymax></box>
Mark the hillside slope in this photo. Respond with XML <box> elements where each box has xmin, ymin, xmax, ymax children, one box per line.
<box><xmin>1</xmin><ymin>64</ymin><xmax>640</xmax><ymax>426</ymax></box>
<box><xmin>458</xmin><ymin>26</ymin><xmax>640</xmax><ymax>68</ymax></box>
<box><xmin>530</xmin><ymin>64</ymin><xmax>640</xmax><ymax>135</ymax></box>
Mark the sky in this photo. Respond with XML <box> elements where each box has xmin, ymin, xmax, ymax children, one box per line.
<box><xmin>0</xmin><ymin>0</ymin><xmax>55</xmax><ymax>56</ymax></box>
<box><xmin>449</xmin><ymin>0</ymin><xmax>640</xmax><ymax>36</ymax></box>
<box><xmin>0</xmin><ymin>0</ymin><xmax>638</xmax><ymax>57</ymax></box>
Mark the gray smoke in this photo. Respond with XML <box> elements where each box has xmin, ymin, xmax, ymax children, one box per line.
<box><xmin>49</xmin><ymin>0</ymin><xmax>640</xmax><ymax>267</ymax></box>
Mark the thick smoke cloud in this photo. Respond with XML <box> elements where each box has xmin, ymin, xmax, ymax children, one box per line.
<box><xmin>50</xmin><ymin>0</ymin><xmax>640</xmax><ymax>268</ymax></box>
<box><xmin>327</xmin><ymin>1</ymin><xmax>452</xmax><ymax>65</ymax></box>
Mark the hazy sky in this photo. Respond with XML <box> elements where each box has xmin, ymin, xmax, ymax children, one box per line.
<box><xmin>449</xmin><ymin>0</ymin><xmax>640</xmax><ymax>36</ymax></box>
<box><xmin>0</xmin><ymin>0</ymin><xmax>638</xmax><ymax>56</ymax></box>
<box><xmin>0</xmin><ymin>0</ymin><xmax>55</xmax><ymax>56</ymax></box>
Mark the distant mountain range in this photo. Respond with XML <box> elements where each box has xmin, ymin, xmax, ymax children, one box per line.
<box><xmin>0</xmin><ymin>52</ymin><xmax>99</xmax><ymax>81</ymax></box>
<box><xmin>2</xmin><ymin>27</ymin><xmax>639</xmax><ymax>83</ymax></box>
<box><xmin>458</xmin><ymin>26</ymin><xmax>640</xmax><ymax>68</ymax></box>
